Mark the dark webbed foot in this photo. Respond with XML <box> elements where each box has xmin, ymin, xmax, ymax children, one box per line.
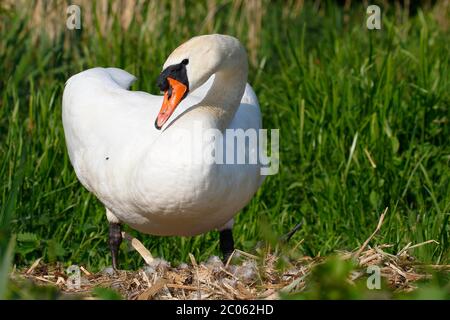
<box><xmin>219</xmin><ymin>229</ymin><xmax>235</xmax><ymax>262</ymax></box>
<box><xmin>108</xmin><ymin>222</ymin><xmax>122</xmax><ymax>270</ymax></box>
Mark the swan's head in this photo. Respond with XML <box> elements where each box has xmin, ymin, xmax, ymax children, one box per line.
<box><xmin>155</xmin><ymin>35</ymin><xmax>243</xmax><ymax>129</ymax></box>
<box><xmin>155</xmin><ymin>57</ymin><xmax>191</xmax><ymax>129</ymax></box>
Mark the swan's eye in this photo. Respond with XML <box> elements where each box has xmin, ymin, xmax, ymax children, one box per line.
<box><xmin>157</xmin><ymin>77</ymin><xmax>169</xmax><ymax>92</ymax></box>
<box><xmin>157</xmin><ymin>60</ymin><xmax>190</xmax><ymax>93</ymax></box>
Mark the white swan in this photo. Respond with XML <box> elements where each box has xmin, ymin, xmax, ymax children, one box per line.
<box><xmin>62</xmin><ymin>34</ymin><xmax>265</xmax><ymax>268</ymax></box>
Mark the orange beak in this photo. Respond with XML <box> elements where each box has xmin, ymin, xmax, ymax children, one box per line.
<box><xmin>155</xmin><ymin>77</ymin><xmax>188</xmax><ymax>130</ymax></box>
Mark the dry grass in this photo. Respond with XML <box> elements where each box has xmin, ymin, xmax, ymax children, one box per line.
<box><xmin>12</xmin><ymin>211</ymin><xmax>449</xmax><ymax>300</ymax></box>
<box><xmin>2</xmin><ymin>0</ymin><xmax>447</xmax><ymax>68</ymax></box>
<box><xmin>13</xmin><ymin>241</ymin><xmax>448</xmax><ymax>300</ymax></box>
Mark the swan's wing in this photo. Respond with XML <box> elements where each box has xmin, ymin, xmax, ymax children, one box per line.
<box><xmin>241</xmin><ymin>83</ymin><xmax>260</xmax><ymax>114</ymax></box>
<box><xmin>63</xmin><ymin>68</ymin><xmax>209</xmax><ymax>147</ymax></box>
<box><xmin>230</xmin><ymin>83</ymin><xmax>262</xmax><ymax>131</ymax></box>
<box><xmin>63</xmin><ymin>69</ymin><xmax>160</xmax><ymax>182</ymax></box>
<box><xmin>105</xmin><ymin>68</ymin><xmax>137</xmax><ymax>89</ymax></box>
<box><xmin>228</xmin><ymin>83</ymin><xmax>267</xmax><ymax>187</ymax></box>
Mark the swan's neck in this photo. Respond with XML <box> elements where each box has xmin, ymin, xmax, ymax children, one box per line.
<box><xmin>197</xmin><ymin>65</ymin><xmax>247</xmax><ymax>131</ymax></box>
<box><xmin>164</xmin><ymin>35</ymin><xmax>249</xmax><ymax>132</ymax></box>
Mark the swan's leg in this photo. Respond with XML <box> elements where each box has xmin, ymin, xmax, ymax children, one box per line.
<box><xmin>109</xmin><ymin>223</ymin><xmax>122</xmax><ymax>270</ymax></box>
<box><xmin>218</xmin><ymin>219</ymin><xmax>234</xmax><ymax>262</ymax></box>
<box><xmin>106</xmin><ymin>209</ymin><xmax>122</xmax><ymax>270</ymax></box>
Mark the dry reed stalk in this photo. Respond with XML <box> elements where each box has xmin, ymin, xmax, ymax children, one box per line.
<box><xmin>433</xmin><ymin>0</ymin><xmax>449</xmax><ymax>31</ymax></box>
<box><xmin>170</xmin><ymin>0</ymin><xmax>186</xmax><ymax>32</ymax></box>
<box><xmin>244</xmin><ymin>0</ymin><xmax>264</xmax><ymax>67</ymax></box>
<box><xmin>137</xmin><ymin>277</ymin><xmax>167</xmax><ymax>300</ymax></box>
<box><xmin>26</xmin><ymin>257</ymin><xmax>42</xmax><ymax>275</ymax></box>
<box><xmin>144</xmin><ymin>0</ymin><xmax>162</xmax><ymax>35</ymax></box>
<box><xmin>121</xmin><ymin>232</ymin><xmax>154</xmax><ymax>264</ymax></box>
<box><xmin>205</xmin><ymin>0</ymin><xmax>217</xmax><ymax>33</ymax></box>
<box><xmin>353</xmin><ymin>207</ymin><xmax>388</xmax><ymax>258</ymax></box>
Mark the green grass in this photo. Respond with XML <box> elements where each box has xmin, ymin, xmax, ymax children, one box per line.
<box><xmin>0</xmin><ymin>1</ymin><xmax>449</xmax><ymax>275</ymax></box>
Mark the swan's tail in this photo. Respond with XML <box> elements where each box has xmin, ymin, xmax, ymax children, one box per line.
<box><xmin>105</xmin><ymin>67</ymin><xmax>137</xmax><ymax>89</ymax></box>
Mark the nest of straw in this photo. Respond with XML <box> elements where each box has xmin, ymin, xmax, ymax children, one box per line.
<box><xmin>14</xmin><ymin>209</ymin><xmax>449</xmax><ymax>299</ymax></box>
